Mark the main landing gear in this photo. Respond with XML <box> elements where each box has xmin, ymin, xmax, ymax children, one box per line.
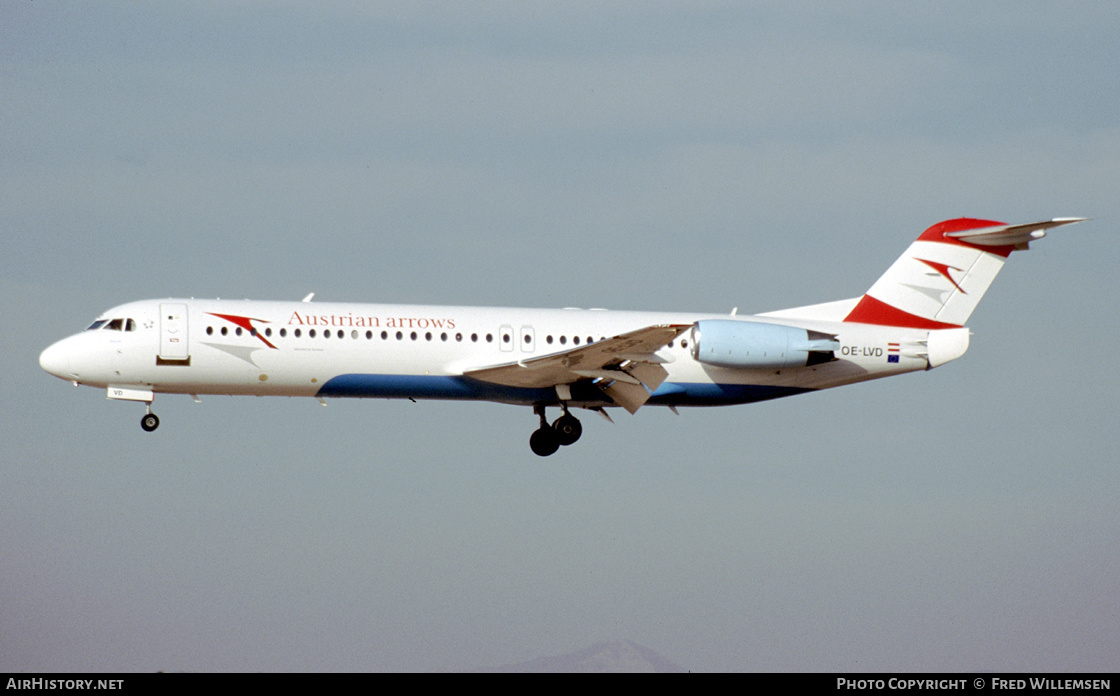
<box><xmin>529</xmin><ymin>405</ymin><xmax>583</xmax><ymax>457</ymax></box>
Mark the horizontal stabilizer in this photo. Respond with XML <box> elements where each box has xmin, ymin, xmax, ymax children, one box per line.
<box><xmin>944</xmin><ymin>218</ymin><xmax>1086</xmax><ymax>249</ymax></box>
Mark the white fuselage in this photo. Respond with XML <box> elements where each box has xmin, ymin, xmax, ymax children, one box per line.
<box><xmin>40</xmin><ymin>298</ymin><xmax>947</xmax><ymax>409</ymax></box>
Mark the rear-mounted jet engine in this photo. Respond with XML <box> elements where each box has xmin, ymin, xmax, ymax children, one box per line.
<box><xmin>690</xmin><ymin>319</ymin><xmax>840</xmax><ymax>369</ymax></box>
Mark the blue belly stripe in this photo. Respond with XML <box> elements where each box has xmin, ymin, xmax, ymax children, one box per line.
<box><xmin>318</xmin><ymin>374</ymin><xmax>557</xmax><ymax>401</ymax></box>
<box><xmin>317</xmin><ymin>373</ymin><xmax>812</xmax><ymax>406</ymax></box>
<box><xmin>649</xmin><ymin>382</ymin><xmax>812</xmax><ymax>405</ymax></box>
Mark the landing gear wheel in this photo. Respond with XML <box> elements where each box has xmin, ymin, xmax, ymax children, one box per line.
<box><xmin>529</xmin><ymin>426</ymin><xmax>560</xmax><ymax>457</ymax></box>
<box><xmin>140</xmin><ymin>413</ymin><xmax>160</xmax><ymax>432</ymax></box>
<box><xmin>552</xmin><ymin>414</ymin><xmax>582</xmax><ymax>446</ymax></box>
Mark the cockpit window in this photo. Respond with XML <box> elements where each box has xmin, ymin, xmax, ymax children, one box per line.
<box><xmin>87</xmin><ymin>318</ymin><xmax>137</xmax><ymax>331</ymax></box>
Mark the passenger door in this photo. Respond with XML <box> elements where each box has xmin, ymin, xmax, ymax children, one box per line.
<box><xmin>159</xmin><ymin>303</ymin><xmax>190</xmax><ymax>362</ymax></box>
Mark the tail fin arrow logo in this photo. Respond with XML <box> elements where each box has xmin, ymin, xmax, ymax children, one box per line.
<box><xmin>915</xmin><ymin>258</ymin><xmax>966</xmax><ymax>294</ymax></box>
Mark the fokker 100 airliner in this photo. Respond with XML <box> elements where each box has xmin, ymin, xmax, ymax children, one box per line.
<box><xmin>41</xmin><ymin>217</ymin><xmax>1083</xmax><ymax>455</ymax></box>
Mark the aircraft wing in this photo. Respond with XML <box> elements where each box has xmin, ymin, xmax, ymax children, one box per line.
<box><xmin>462</xmin><ymin>323</ymin><xmax>692</xmax><ymax>413</ymax></box>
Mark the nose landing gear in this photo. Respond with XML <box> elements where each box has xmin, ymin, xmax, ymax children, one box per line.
<box><xmin>529</xmin><ymin>405</ymin><xmax>583</xmax><ymax>457</ymax></box>
<box><xmin>140</xmin><ymin>404</ymin><xmax>160</xmax><ymax>432</ymax></box>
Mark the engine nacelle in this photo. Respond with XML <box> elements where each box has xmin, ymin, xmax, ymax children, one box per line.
<box><xmin>690</xmin><ymin>319</ymin><xmax>839</xmax><ymax>369</ymax></box>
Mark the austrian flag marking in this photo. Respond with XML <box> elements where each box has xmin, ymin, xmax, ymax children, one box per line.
<box><xmin>887</xmin><ymin>342</ymin><xmax>900</xmax><ymax>363</ymax></box>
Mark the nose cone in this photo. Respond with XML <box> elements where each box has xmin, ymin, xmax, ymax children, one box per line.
<box><xmin>40</xmin><ymin>339</ymin><xmax>75</xmax><ymax>380</ymax></box>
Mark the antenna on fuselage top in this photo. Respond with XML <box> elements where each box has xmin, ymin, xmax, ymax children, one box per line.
<box><xmin>302</xmin><ymin>293</ymin><xmax>315</xmax><ymax>303</ymax></box>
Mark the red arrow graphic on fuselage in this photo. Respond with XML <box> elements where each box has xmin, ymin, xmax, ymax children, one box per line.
<box><xmin>206</xmin><ymin>313</ymin><xmax>278</xmax><ymax>349</ymax></box>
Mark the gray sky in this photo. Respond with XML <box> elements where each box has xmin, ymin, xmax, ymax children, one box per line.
<box><xmin>3</xmin><ymin>1</ymin><xmax>1118</xmax><ymax>672</ymax></box>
